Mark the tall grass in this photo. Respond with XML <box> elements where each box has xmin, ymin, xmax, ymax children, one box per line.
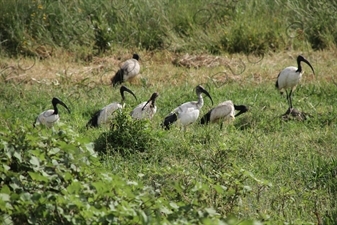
<box><xmin>0</xmin><ymin>0</ymin><xmax>336</xmax><ymax>56</ymax></box>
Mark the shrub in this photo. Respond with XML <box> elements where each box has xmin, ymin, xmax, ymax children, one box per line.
<box><xmin>94</xmin><ymin>110</ymin><xmax>158</xmax><ymax>155</ymax></box>
<box><xmin>0</xmin><ymin>122</ymin><xmax>263</xmax><ymax>224</ymax></box>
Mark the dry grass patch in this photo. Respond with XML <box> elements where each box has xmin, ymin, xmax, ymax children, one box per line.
<box><xmin>1</xmin><ymin>49</ymin><xmax>336</xmax><ymax>89</ymax></box>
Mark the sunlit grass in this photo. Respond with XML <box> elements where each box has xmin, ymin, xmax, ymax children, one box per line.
<box><xmin>1</xmin><ymin>49</ymin><xmax>337</xmax><ymax>223</ymax></box>
<box><xmin>1</xmin><ymin>0</ymin><xmax>337</xmax><ymax>223</ymax></box>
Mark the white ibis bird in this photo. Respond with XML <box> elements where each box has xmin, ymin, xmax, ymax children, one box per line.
<box><xmin>86</xmin><ymin>85</ymin><xmax>137</xmax><ymax>128</ymax></box>
<box><xmin>162</xmin><ymin>85</ymin><xmax>213</xmax><ymax>130</ymax></box>
<box><xmin>33</xmin><ymin>97</ymin><xmax>70</xmax><ymax>128</ymax></box>
<box><xmin>200</xmin><ymin>100</ymin><xmax>248</xmax><ymax>129</ymax></box>
<box><xmin>131</xmin><ymin>92</ymin><xmax>159</xmax><ymax>120</ymax></box>
<box><xmin>111</xmin><ymin>53</ymin><xmax>140</xmax><ymax>87</ymax></box>
<box><xmin>275</xmin><ymin>55</ymin><xmax>315</xmax><ymax>111</ymax></box>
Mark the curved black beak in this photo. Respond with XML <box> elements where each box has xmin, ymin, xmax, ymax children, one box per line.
<box><xmin>299</xmin><ymin>55</ymin><xmax>315</xmax><ymax>75</ymax></box>
<box><xmin>53</xmin><ymin>97</ymin><xmax>70</xmax><ymax>113</ymax></box>
<box><xmin>120</xmin><ymin>85</ymin><xmax>137</xmax><ymax>101</ymax></box>
<box><xmin>142</xmin><ymin>92</ymin><xmax>159</xmax><ymax>110</ymax></box>
<box><xmin>197</xmin><ymin>85</ymin><xmax>213</xmax><ymax>105</ymax></box>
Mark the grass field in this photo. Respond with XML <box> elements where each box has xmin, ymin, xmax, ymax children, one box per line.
<box><xmin>1</xmin><ymin>49</ymin><xmax>337</xmax><ymax>224</ymax></box>
<box><xmin>1</xmin><ymin>0</ymin><xmax>337</xmax><ymax>224</ymax></box>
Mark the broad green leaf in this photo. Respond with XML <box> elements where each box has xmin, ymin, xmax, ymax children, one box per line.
<box><xmin>20</xmin><ymin>192</ymin><xmax>32</xmax><ymax>201</ymax></box>
<box><xmin>63</xmin><ymin>172</ymin><xmax>73</xmax><ymax>181</ymax></box>
<box><xmin>139</xmin><ymin>210</ymin><xmax>148</xmax><ymax>223</ymax></box>
<box><xmin>160</xmin><ymin>206</ymin><xmax>173</xmax><ymax>214</ymax></box>
<box><xmin>2</xmin><ymin>214</ymin><xmax>13</xmax><ymax>225</ymax></box>
<box><xmin>49</xmin><ymin>147</ymin><xmax>60</xmax><ymax>155</ymax></box>
<box><xmin>29</xmin><ymin>156</ymin><xmax>40</xmax><ymax>167</ymax></box>
<box><xmin>9</xmin><ymin>182</ymin><xmax>20</xmax><ymax>191</ymax></box>
<box><xmin>1</xmin><ymin>185</ymin><xmax>11</xmax><ymax>194</ymax></box>
<box><xmin>205</xmin><ymin>207</ymin><xmax>219</xmax><ymax>216</ymax></box>
<box><xmin>85</xmin><ymin>142</ymin><xmax>95</xmax><ymax>155</ymax></box>
<box><xmin>92</xmin><ymin>181</ymin><xmax>110</xmax><ymax>193</ymax></box>
<box><xmin>2</xmin><ymin>164</ymin><xmax>10</xmax><ymax>172</ymax></box>
<box><xmin>169</xmin><ymin>202</ymin><xmax>179</xmax><ymax>209</ymax></box>
<box><xmin>5</xmin><ymin>202</ymin><xmax>13</xmax><ymax>210</ymax></box>
<box><xmin>0</xmin><ymin>193</ymin><xmax>10</xmax><ymax>201</ymax></box>
<box><xmin>13</xmin><ymin>151</ymin><xmax>22</xmax><ymax>162</ymax></box>
<box><xmin>28</xmin><ymin>171</ymin><xmax>48</xmax><ymax>182</ymax></box>
<box><xmin>67</xmin><ymin>181</ymin><xmax>82</xmax><ymax>194</ymax></box>
<box><xmin>51</xmin><ymin>159</ymin><xmax>59</xmax><ymax>166</ymax></box>
<box><xmin>41</xmin><ymin>170</ymin><xmax>57</xmax><ymax>180</ymax></box>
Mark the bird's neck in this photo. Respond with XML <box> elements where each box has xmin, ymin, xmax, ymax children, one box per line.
<box><xmin>53</xmin><ymin>104</ymin><xmax>58</xmax><ymax>115</ymax></box>
<box><xmin>296</xmin><ymin>61</ymin><xmax>302</xmax><ymax>73</ymax></box>
<box><xmin>197</xmin><ymin>94</ymin><xmax>204</xmax><ymax>109</ymax></box>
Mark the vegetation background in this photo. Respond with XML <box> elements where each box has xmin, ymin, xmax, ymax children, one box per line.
<box><xmin>0</xmin><ymin>0</ymin><xmax>337</xmax><ymax>224</ymax></box>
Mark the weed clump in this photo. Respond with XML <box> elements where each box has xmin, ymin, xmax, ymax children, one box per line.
<box><xmin>94</xmin><ymin>110</ymin><xmax>157</xmax><ymax>155</ymax></box>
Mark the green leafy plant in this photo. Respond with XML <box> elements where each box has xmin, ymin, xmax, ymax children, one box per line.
<box><xmin>94</xmin><ymin>110</ymin><xmax>158</xmax><ymax>155</ymax></box>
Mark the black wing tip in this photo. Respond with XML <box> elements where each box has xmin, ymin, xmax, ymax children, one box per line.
<box><xmin>275</xmin><ymin>79</ymin><xmax>279</xmax><ymax>89</ymax></box>
<box><xmin>161</xmin><ymin>113</ymin><xmax>178</xmax><ymax>130</ymax></box>
<box><xmin>86</xmin><ymin>119</ymin><xmax>97</xmax><ymax>128</ymax></box>
<box><xmin>200</xmin><ymin>111</ymin><xmax>211</xmax><ymax>125</ymax></box>
<box><xmin>86</xmin><ymin>111</ymin><xmax>101</xmax><ymax>128</ymax></box>
<box><xmin>111</xmin><ymin>69</ymin><xmax>124</xmax><ymax>86</ymax></box>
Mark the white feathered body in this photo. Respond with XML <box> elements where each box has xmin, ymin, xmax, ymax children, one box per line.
<box><xmin>277</xmin><ymin>66</ymin><xmax>303</xmax><ymax>91</ymax></box>
<box><xmin>209</xmin><ymin>100</ymin><xmax>235</xmax><ymax>123</ymax></box>
<box><xmin>121</xmin><ymin>59</ymin><xmax>140</xmax><ymax>81</ymax></box>
<box><xmin>131</xmin><ymin>102</ymin><xmax>157</xmax><ymax>120</ymax></box>
<box><xmin>173</xmin><ymin>99</ymin><xmax>203</xmax><ymax>127</ymax></box>
<box><xmin>35</xmin><ymin>110</ymin><xmax>60</xmax><ymax>128</ymax></box>
<box><xmin>97</xmin><ymin>103</ymin><xmax>124</xmax><ymax>125</ymax></box>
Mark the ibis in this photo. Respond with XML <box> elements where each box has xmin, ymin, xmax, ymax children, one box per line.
<box><xmin>33</xmin><ymin>97</ymin><xmax>70</xmax><ymax>128</ymax></box>
<box><xmin>86</xmin><ymin>85</ymin><xmax>137</xmax><ymax>128</ymax></box>
<box><xmin>131</xmin><ymin>92</ymin><xmax>159</xmax><ymax>120</ymax></box>
<box><xmin>111</xmin><ymin>53</ymin><xmax>140</xmax><ymax>87</ymax></box>
<box><xmin>162</xmin><ymin>85</ymin><xmax>213</xmax><ymax>130</ymax></box>
<box><xmin>200</xmin><ymin>100</ymin><xmax>248</xmax><ymax>129</ymax></box>
<box><xmin>275</xmin><ymin>55</ymin><xmax>315</xmax><ymax>112</ymax></box>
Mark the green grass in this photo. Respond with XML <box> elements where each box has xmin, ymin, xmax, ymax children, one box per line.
<box><xmin>0</xmin><ymin>0</ymin><xmax>336</xmax><ymax>56</ymax></box>
<box><xmin>1</xmin><ymin>51</ymin><xmax>337</xmax><ymax>223</ymax></box>
<box><xmin>1</xmin><ymin>0</ymin><xmax>337</xmax><ymax>223</ymax></box>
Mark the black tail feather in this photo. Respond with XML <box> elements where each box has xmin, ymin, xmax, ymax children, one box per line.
<box><xmin>200</xmin><ymin>110</ymin><xmax>212</xmax><ymax>125</ymax></box>
<box><xmin>275</xmin><ymin>72</ymin><xmax>281</xmax><ymax>89</ymax></box>
<box><xmin>86</xmin><ymin>110</ymin><xmax>101</xmax><ymax>128</ymax></box>
<box><xmin>111</xmin><ymin>69</ymin><xmax>124</xmax><ymax>87</ymax></box>
<box><xmin>161</xmin><ymin>113</ymin><xmax>178</xmax><ymax>130</ymax></box>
